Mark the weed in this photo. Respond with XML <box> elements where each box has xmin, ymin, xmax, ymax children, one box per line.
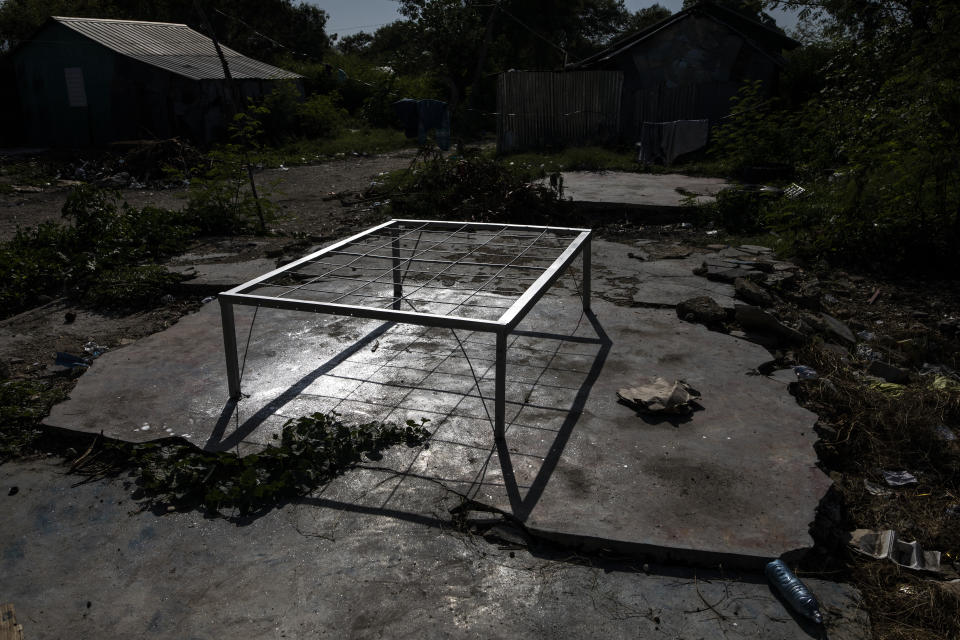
<box><xmin>0</xmin><ymin>378</ymin><xmax>69</xmax><ymax>462</ymax></box>
<box><xmin>0</xmin><ymin>185</ymin><xmax>201</xmax><ymax>318</ymax></box>
<box><xmin>83</xmin><ymin>265</ymin><xmax>185</xmax><ymax>309</ymax></box>
<box><xmin>385</xmin><ymin>149</ymin><xmax>561</xmax><ymax>224</ymax></box>
<box><xmin>80</xmin><ymin>414</ymin><xmax>432</xmax><ymax>518</ymax></box>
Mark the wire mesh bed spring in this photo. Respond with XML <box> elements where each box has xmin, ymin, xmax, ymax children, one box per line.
<box><xmin>218</xmin><ymin>219</ymin><xmax>592</xmax><ymax>440</ymax></box>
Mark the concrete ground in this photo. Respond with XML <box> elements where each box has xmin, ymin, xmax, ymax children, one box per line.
<box><xmin>44</xmin><ymin>239</ymin><xmax>830</xmax><ymax>569</ymax></box>
<box><xmin>1</xmin><ymin>458</ymin><xmax>868</xmax><ymax>639</ymax></box>
<box><xmin>553</xmin><ymin>172</ymin><xmax>729</xmax><ymax>209</ymax></box>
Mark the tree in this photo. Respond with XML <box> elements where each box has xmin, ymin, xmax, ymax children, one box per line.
<box><xmin>759</xmin><ymin>0</ymin><xmax>960</xmax><ymax>267</ymax></box>
<box><xmin>621</xmin><ymin>4</ymin><xmax>673</xmax><ymax>34</ymax></box>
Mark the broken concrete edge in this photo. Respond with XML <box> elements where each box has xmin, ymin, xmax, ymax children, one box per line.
<box><xmin>567</xmin><ymin>201</ymin><xmax>699</xmax><ymax>225</ymax></box>
<box><xmin>37</xmin><ymin>422</ymin><xmax>196</xmax><ymax>459</ymax></box>
<box><xmin>36</xmin><ymin>420</ymin><xmax>830</xmax><ymax>574</ymax></box>
<box><xmin>525</xmin><ymin>525</ymin><xmax>814</xmax><ymax>572</ymax></box>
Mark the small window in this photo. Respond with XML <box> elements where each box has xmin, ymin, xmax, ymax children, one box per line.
<box><xmin>64</xmin><ymin>67</ymin><xmax>87</xmax><ymax>107</ymax></box>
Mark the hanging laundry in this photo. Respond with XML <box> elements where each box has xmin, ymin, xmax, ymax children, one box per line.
<box><xmin>638</xmin><ymin>119</ymin><xmax>709</xmax><ymax>165</ymax></box>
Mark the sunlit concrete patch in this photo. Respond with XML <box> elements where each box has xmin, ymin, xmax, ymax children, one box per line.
<box><xmin>548</xmin><ymin>171</ymin><xmax>729</xmax><ymax>208</ymax></box>
<box><xmin>44</xmin><ymin>239</ymin><xmax>829</xmax><ymax>565</ymax></box>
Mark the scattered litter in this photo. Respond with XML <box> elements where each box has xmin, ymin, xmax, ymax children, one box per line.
<box><xmin>83</xmin><ymin>341</ymin><xmax>108</xmax><ymax>358</ymax></box>
<box><xmin>869</xmin><ymin>380</ymin><xmax>905</xmax><ymax>395</ymax></box>
<box><xmin>849</xmin><ymin>529</ymin><xmax>942</xmax><ymax>572</ymax></box>
<box><xmin>54</xmin><ymin>352</ymin><xmax>89</xmax><ymax>368</ymax></box>
<box><xmin>864</xmin><ymin>479</ymin><xmax>892</xmax><ymax>496</ymax></box>
<box><xmin>931</xmin><ymin>375</ymin><xmax>960</xmax><ymax>392</ymax></box>
<box><xmin>855</xmin><ymin>343</ymin><xmax>880</xmax><ymax>361</ymax></box>
<box><xmin>371</xmin><ymin>339</ymin><xmax>380</xmax><ymax>353</ymax></box>
<box><xmin>882</xmin><ymin>470</ymin><xmax>917</xmax><ymax>486</ymax></box>
<box><xmin>705</xmin><ymin>230</ymin><xmax>718</xmax><ymax>235</ymax></box>
<box><xmin>867</xmin><ymin>288</ymin><xmax>881</xmax><ymax>304</ymax></box>
<box><xmin>933</xmin><ymin>424</ymin><xmax>956</xmax><ymax>441</ymax></box>
<box><xmin>793</xmin><ymin>365</ymin><xmax>819</xmax><ymax>381</ymax></box>
<box><xmin>201</xmin><ymin>296</ymin><xmax>215</xmax><ymax>304</ymax></box>
<box><xmin>765</xmin><ymin>559</ymin><xmax>823</xmax><ymax>625</ymax></box>
<box><xmin>161</xmin><ymin>294</ymin><xmax>175</xmax><ymax>304</ymax></box>
<box><xmin>783</xmin><ymin>183</ymin><xmax>806</xmax><ymax>199</ymax></box>
<box><xmin>617</xmin><ymin>377</ymin><xmax>701</xmax><ymax>414</ymax></box>
<box><xmin>920</xmin><ymin>362</ymin><xmax>959</xmax><ymax>378</ymax></box>
<box><xmin>856</xmin><ymin>330</ymin><xmax>875</xmax><ymax>342</ymax></box>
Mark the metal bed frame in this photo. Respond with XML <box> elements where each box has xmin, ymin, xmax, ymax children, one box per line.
<box><xmin>218</xmin><ymin>219</ymin><xmax>592</xmax><ymax>440</ymax></box>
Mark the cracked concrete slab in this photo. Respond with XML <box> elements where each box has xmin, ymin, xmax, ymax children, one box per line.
<box><xmin>44</xmin><ymin>239</ymin><xmax>828</xmax><ymax>569</ymax></box>
<box><xmin>1</xmin><ymin>459</ymin><xmax>869</xmax><ymax>640</ymax></box>
<box><xmin>554</xmin><ymin>172</ymin><xmax>729</xmax><ymax>208</ymax></box>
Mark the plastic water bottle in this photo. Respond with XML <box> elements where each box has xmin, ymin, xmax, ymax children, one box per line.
<box><xmin>765</xmin><ymin>559</ymin><xmax>823</xmax><ymax>625</ymax></box>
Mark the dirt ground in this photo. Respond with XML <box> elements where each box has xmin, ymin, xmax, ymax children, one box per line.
<box><xmin>0</xmin><ymin>150</ymin><xmax>417</xmax><ymax>242</ymax></box>
<box><xmin>0</xmin><ymin>151</ymin><xmax>417</xmax><ymax>375</ymax></box>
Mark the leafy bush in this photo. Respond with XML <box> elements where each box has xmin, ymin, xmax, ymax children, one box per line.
<box><xmin>84</xmin><ymin>265</ymin><xmax>184</xmax><ymax>309</ymax></box>
<box><xmin>709</xmin><ymin>80</ymin><xmax>801</xmax><ymax>179</ymax></box>
<box><xmin>387</xmin><ymin>150</ymin><xmax>561</xmax><ymax>224</ymax></box>
<box><xmin>297</xmin><ymin>93</ymin><xmax>349</xmax><ymax>139</ymax></box>
<box><xmin>124</xmin><ymin>413</ymin><xmax>432</xmax><ymax>517</ymax></box>
<box><xmin>0</xmin><ymin>379</ymin><xmax>67</xmax><ymax>461</ymax></box>
<box><xmin>0</xmin><ymin>185</ymin><xmax>207</xmax><ymax>317</ymax></box>
<box><xmin>183</xmin><ymin>107</ymin><xmax>275</xmax><ymax>234</ymax></box>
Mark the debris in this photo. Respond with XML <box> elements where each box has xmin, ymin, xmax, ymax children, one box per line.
<box><xmin>0</xmin><ymin>603</ymin><xmax>24</xmax><ymax>640</ymax></box>
<box><xmin>820</xmin><ymin>313</ymin><xmax>856</xmax><ymax>344</ymax></box>
<box><xmin>881</xmin><ymin>470</ymin><xmax>917</xmax><ymax>486</ymax></box>
<box><xmin>783</xmin><ymin>183</ymin><xmax>806</xmax><ymax>199</ymax></box>
<box><xmin>931</xmin><ymin>375</ymin><xmax>960</xmax><ymax>392</ymax></box>
<box><xmin>370</xmin><ymin>340</ymin><xmax>380</xmax><ymax>353</ymax></box>
<box><xmin>617</xmin><ymin>377</ymin><xmax>701</xmax><ymax>415</ymax></box>
<box><xmin>734</xmin><ymin>304</ymin><xmax>806</xmax><ymax>343</ymax></box>
<box><xmin>934</xmin><ymin>425</ymin><xmax>957</xmax><ymax>441</ymax></box>
<box><xmin>856</xmin><ymin>330</ymin><xmax>875</xmax><ymax>342</ymax></box>
<box><xmin>870</xmin><ymin>381</ymin><xmax>906</xmax><ymax>395</ymax></box>
<box><xmin>849</xmin><ymin>529</ymin><xmax>942</xmax><ymax>572</ymax></box>
<box><xmin>793</xmin><ymin>365</ymin><xmax>818</xmax><ymax>381</ymax></box>
<box><xmin>738</xmin><ymin>244</ymin><xmax>773</xmax><ymax>255</ymax></box>
<box><xmin>676</xmin><ymin>296</ymin><xmax>728</xmax><ymax>329</ymax></box>
<box><xmin>201</xmin><ymin>296</ymin><xmax>215</xmax><ymax>304</ymax></box>
<box><xmin>863</xmin><ymin>479</ymin><xmax>891</xmax><ymax>496</ymax></box>
<box><xmin>7</xmin><ymin>486</ymin><xmax>18</xmax><ymax>496</ymax></box>
<box><xmin>83</xmin><ymin>341</ymin><xmax>108</xmax><ymax>358</ymax></box>
<box><xmin>734</xmin><ymin>277</ymin><xmax>774</xmax><ymax>307</ymax></box>
<box><xmin>765</xmin><ymin>559</ymin><xmax>823</xmax><ymax>625</ymax></box>
<box><xmin>855</xmin><ymin>343</ymin><xmax>880</xmax><ymax>361</ymax></box>
<box><xmin>867</xmin><ymin>360</ymin><xmax>910</xmax><ymax>384</ymax></box>
<box><xmin>867</xmin><ymin>288</ymin><xmax>881</xmax><ymax>304</ymax></box>
<box><xmin>54</xmin><ymin>352</ymin><xmax>89</xmax><ymax>368</ymax></box>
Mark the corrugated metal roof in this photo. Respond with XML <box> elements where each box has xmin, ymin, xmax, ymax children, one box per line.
<box><xmin>52</xmin><ymin>16</ymin><xmax>301</xmax><ymax>80</ymax></box>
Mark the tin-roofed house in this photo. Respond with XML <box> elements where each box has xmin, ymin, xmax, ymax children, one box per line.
<box><xmin>10</xmin><ymin>16</ymin><xmax>302</xmax><ymax>147</ymax></box>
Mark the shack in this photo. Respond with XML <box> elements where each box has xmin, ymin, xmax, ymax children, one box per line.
<box><xmin>496</xmin><ymin>1</ymin><xmax>799</xmax><ymax>153</ymax></box>
<box><xmin>9</xmin><ymin>16</ymin><xmax>302</xmax><ymax>147</ymax></box>
<box><xmin>573</xmin><ymin>1</ymin><xmax>799</xmax><ymax>143</ymax></box>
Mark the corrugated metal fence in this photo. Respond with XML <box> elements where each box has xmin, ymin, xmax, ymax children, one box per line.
<box><xmin>496</xmin><ymin>71</ymin><xmax>622</xmax><ymax>153</ymax></box>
